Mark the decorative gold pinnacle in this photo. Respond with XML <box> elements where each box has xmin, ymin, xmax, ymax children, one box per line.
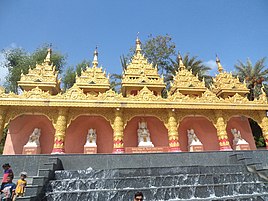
<box><xmin>135</xmin><ymin>32</ymin><xmax>142</xmax><ymax>54</ymax></box>
<box><xmin>92</xmin><ymin>46</ymin><xmax>98</xmax><ymax>67</ymax></box>
<box><xmin>216</xmin><ymin>54</ymin><xmax>224</xmax><ymax>73</ymax></box>
<box><xmin>44</xmin><ymin>48</ymin><xmax>52</xmax><ymax>64</ymax></box>
<box><xmin>178</xmin><ymin>52</ymin><xmax>185</xmax><ymax>71</ymax></box>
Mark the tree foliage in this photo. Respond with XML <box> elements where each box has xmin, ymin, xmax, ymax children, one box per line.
<box><xmin>110</xmin><ymin>55</ymin><xmax>127</xmax><ymax>92</ymax></box>
<box><xmin>2</xmin><ymin>44</ymin><xmax>66</xmax><ymax>94</ymax></box>
<box><xmin>142</xmin><ymin>34</ymin><xmax>176</xmax><ymax>75</ymax></box>
<box><xmin>235</xmin><ymin>57</ymin><xmax>268</xmax><ymax>100</ymax></box>
<box><xmin>62</xmin><ymin>60</ymin><xmax>90</xmax><ymax>91</ymax></box>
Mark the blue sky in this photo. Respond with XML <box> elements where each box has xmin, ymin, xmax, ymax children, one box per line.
<box><xmin>0</xmin><ymin>0</ymin><xmax>268</xmax><ymax>84</ymax></box>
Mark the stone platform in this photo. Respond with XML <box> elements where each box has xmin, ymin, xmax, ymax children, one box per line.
<box><xmin>1</xmin><ymin>151</ymin><xmax>268</xmax><ymax>201</ymax></box>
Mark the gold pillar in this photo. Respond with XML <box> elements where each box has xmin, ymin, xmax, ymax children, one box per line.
<box><xmin>260</xmin><ymin>116</ymin><xmax>268</xmax><ymax>149</ymax></box>
<box><xmin>0</xmin><ymin>108</ymin><xmax>6</xmax><ymax>142</ymax></box>
<box><xmin>167</xmin><ymin>110</ymin><xmax>181</xmax><ymax>152</ymax></box>
<box><xmin>215</xmin><ymin>111</ymin><xmax>232</xmax><ymax>151</ymax></box>
<box><xmin>52</xmin><ymin>109</ymin><xmax>67</xmax><ymax>154</ymax></box>
<box><xmin>112</xmin><ymin>109</ymin><xmax>124</xmax><ymax>153</ymax></box>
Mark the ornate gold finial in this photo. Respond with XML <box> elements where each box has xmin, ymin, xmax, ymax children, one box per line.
<box><xmin>44</xmin><ymin>48</ymin><xmax>52</xmax><ymax>64</ymax></box>
<box><xmin>178</xmin><ymin>52</ymin><xmax>185</xmax><ymax>71</ymax></box>
<box><xmin>92</xmin><ymin>46</ymin><xmax>98</xmax><ymax>67</ymax></box>
<box><xmin>136</xmin><ymin>32</ymin><xmax>142</xmax><ymax>54</ymax></box>
<box><xmin>216</xmin><ymin>54</ymin><xmax>224</xmax><ymax>73</ymax></box>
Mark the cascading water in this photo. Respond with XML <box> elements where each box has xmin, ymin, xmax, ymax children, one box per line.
<box><xmin>44</xmin><ymin>165</ymin><xmax>268</xmax><ymax>201</ymax></box>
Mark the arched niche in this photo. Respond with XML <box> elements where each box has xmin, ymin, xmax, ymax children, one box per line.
<box><xmin>124</xmin><ymin>116</ymin><xmax>168</xmax><ymax>147</ymax></box>
<box><xmin>3</xmin><ymin>114</ymin><xmax>55</xmax><ymax>154</ymax></box>
<box><xmin>65</xmin><ymin>115</ymin><xmax>113</xmax><ymax>153</ymax></box>
<box><xmin>178</xmin><ymin>116</ymin><xmax>219</xmax><ymax>151</ymax></box>
<box><xmin>226</xmin><ymin>116</ymin><xmax>257</xmax><ymax>150</ymax></box>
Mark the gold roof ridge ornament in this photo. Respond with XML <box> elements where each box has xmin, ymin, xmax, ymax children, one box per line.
<box><xmin>121</xmin><ymin>35</ymin><xmax>165</xmax><ymax>97</ymax></box>
<box><xmin>211</xmin><ymin>55</ymin><xmax>249</xmax><ymax>98</ymax></box>
<box><xmin>18</xmin><ymin>48</ymin><xmax>61</xmax><ymax>95</ymax></box>
<box><xmin>169</xmin><ymin>52</ymin><xmax>207</xmax><ymax>97</ymax></box>
<box><xmin>75</xmin><ymin>47</ymin><xmax>110</xmax><ymax>94</ymax></box>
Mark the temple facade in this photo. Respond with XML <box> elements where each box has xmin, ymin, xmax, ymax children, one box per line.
<box><xmin>1</xmin><ymin>38</ymin><xmax>268</xmax><ymax>155</ymax></box>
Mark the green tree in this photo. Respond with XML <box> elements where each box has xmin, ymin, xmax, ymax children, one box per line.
<box><xmin>2</xmin><ymin>44</ymin><xmax>66</xmax><ymax>94</ymax></box>
<box><xmin>0</xmin><ymin>126</ymin><xmax>8</xmax><ymax>154</ymax></box>
<box><xmin>110</xmin><ymin>55</ymin><xmax>127</xmax><ymax>92</ymax></box>
<box><xmin>62</xmin><ymin>60</ymin><xmax>90</xmax><ymax>91</ymax></box>
<box><xmin>235</xmin><ymin>57</ymin><xmax>268</xmax><ymax>100</ymax></box>
<box><xmin>142</xmin><ymin>34</ymin><xmax>176</xmax><ymax>75</ymax></box>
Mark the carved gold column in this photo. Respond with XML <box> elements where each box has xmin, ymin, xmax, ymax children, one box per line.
<box><xmin>0</xmin><ymin>108</ymin><xmax>6</xmax><ymax>141</ymax></box>
<box><xmin>214</xmin><ymin>111</ymin><xmax>232</xmax><ymax>151</ymax></box>
<box><xmin>167</xmin><ymin>110</ymin><xmax>181</xmax><ymax>152</ymax></box>
<box><xmin>112</xmin><ymin>109</ymin><xmax>124</xmax><ymax>153</ymax></box>
<box><xmin>260</xmin><ymin>115</ymin><xmax>268</xmax><ymax>149</ymax></box>
<box><xmin>52</xmin><ymin>109</ymin><xmax>68</xmax><ymax>154</ymax></box>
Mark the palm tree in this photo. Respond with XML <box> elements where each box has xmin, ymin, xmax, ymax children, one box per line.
<box><xmin>235</xmin><ymin>57</ymin><xmax>268</xmax><ymax>100</ymax></box>
<box><xmin>110</xmin><ymin>55</ymin><xmax>128</xmax><ymax>92</ymax></box>
<box><xmin>166</xmin><ymin>53</ymin><xmax>212</xmax><ymax>88</ymax></box>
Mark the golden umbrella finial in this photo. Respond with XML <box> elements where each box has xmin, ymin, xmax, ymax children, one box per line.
<box><xmin>178</xmin><ymin>51</ymin><xmax>185</xmax><ymax>71</ymax></box>
<box><xmin>92</xmin><ymin>46</ymin><xmax>98</xmax><ymax>67</ymax></box>
<box><xmin>44</xmin><ymin>48</ymin><xmax>52</xmax><ymax>64</ymax></box>
<box><xmin>216</xmin><ymin>54</ymin><xmax>224</xmax><ymax>73</ymax></box>
<box><xmin>135</xmin><ymin>32</ymin><xmax>142</xmax><ymax>54</ymax></box>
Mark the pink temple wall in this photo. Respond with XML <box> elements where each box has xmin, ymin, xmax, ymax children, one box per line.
<box><xmin>226</xmin><ymin>117</ymin><xmax>256</xmax><ymax>150</ymax></box>
<box><xmin>3</xmin><ymin>115</ymin><xmax>55</xmax><ymax>155</ymax></box>
<box><xmin>124</xmin><ymin>116</ymin><xmax>169</xmax><ymax>147</ymax></box>
<box><xmin>178</xmin><ymin>116</ymin><xmax>219</xmax><ymax>151</ymax></box>
<box><xmin>65</xmin><ymin>115</ymin><xmax>113</xmax><ymax>153</ymax></box>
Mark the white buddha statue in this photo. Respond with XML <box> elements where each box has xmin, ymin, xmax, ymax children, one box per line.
<box><xmin>85</xmin><ymin>128</ymin><xmax>97</xmax><ymax>147</ymax></box>
<box><xmin>231</xmin><ymin>128</ymin><xmax>248</xmax><ymax>147</ymax></box>
<box><xmin>25</xmin><ymin>128</ymin><xmax>41</xmax><ymax>147</ymax></box>
<box><xmin>137</xmin><ymin>119</ymin><xmax>154</xmax><ymax>147</ymax></box>
<box><xmin>187</xmin><ymin>129</ymin><xmax>202</xmax><ymax>147</ymax></box>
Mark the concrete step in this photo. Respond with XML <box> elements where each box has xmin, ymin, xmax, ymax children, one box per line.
<box><xmin>54</xmin><ymin>165</ymin><xmax>248</xmax><ymax>180</ymax></box>
<box><xmin>47</xmin><ymin>173</ymin><xmax>263</xmax><ymax>192</ymax></box>
<box><xmin>45</xmin><ymin>183</ymin><xmax>268</xmax><ymax>201</ymax></box>
<box><xmin>15</xmin><ymin>196</ymin><xmax>37</xmax><ymax>201</ymax></box>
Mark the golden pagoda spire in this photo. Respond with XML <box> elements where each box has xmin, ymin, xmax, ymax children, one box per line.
<box><xmin>135</xmin><ymin>32</ymin><xmax>142</xmax><ymax>54</ymax></box>
<box><xmin>178</xmin><ymin>52</ymin><xmax>185</xmax><ymax>71</ymax></box>
<box><xmin>44</xmin><ymin>48</ymin><xmax>52</xmax><ymax>64</ymax></box>
<box><xmin>92</xmin><ymin>46</ymin><xmax>98</xmax><ymax>67</ymax></box>
<box><xmin>216</xmin><ymin>54</ymin><xmax>224</xmax><ymax>73</ymax></box>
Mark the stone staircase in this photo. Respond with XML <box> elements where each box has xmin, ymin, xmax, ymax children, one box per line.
<box><xmin>44</xmin><ymin>165</ymin><xmax>268</xmax><ymax>201</ymax></box>
<box><xmin>17</xmin><ymin>157</ymin><xmax>63</xmax><ymax>201</ymax></box>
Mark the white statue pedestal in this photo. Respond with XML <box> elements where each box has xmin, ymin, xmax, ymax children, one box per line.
<box><xmin>189</xmin><ymin>141</ymin><xmax>204</xmax><ymax>152</ymax></box>
<box><xmin>234</xmin><ymin>139</ymin><xmax>250</xmax><ymax>150</ymax></box>
<box><xmin>84</xmin><ymin>143</ymin><xmax>97</xmax><ymax>154</ymax></box>
<box><xmin>23</xmin><ymin>144</ymin><xmax>41</xmax><ymax>155</ymax></box>
<box><xmin>138</xmin><ymin>141</ymin><xmax>154</xmax><ymax>147</ymax></box>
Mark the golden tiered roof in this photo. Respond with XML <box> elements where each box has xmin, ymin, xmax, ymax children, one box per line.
<box><xmin>75</xmin><ymin>47</ymin><xmax>110</xmax><ymax>94</ymax></box>
<box><xmin>18</xmin><ymin>48</ymin><xmax>60</xmax><ymax>95</ymax></box>
<box><xmin>170</xmin><ymin>53</ymin><xmax>206</xmax><ymax>97</ymax></box>
<box><xmin>121</xmin><ymin>37</ymin><xmax>165</xmax><ymax>97</ymax></box>
<box><xmin>211</xmin><ymin>56</ymin><xmax>249</xmax><ymax>98</ymax></box>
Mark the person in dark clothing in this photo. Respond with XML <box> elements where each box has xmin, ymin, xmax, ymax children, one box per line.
<box><xmin>134</xmin><ymin>192</ymin><xmax>143</xmax><ymax>201</ymax></box>
<box><xmin>1</xmin><ymin>176</ymin><xmax>16</xmax><ymax>201</ymax></box>
<box><xmin>1</xmin><ymin>164</ymin><xmax>14</xmax><ymax>191</ymax></box>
